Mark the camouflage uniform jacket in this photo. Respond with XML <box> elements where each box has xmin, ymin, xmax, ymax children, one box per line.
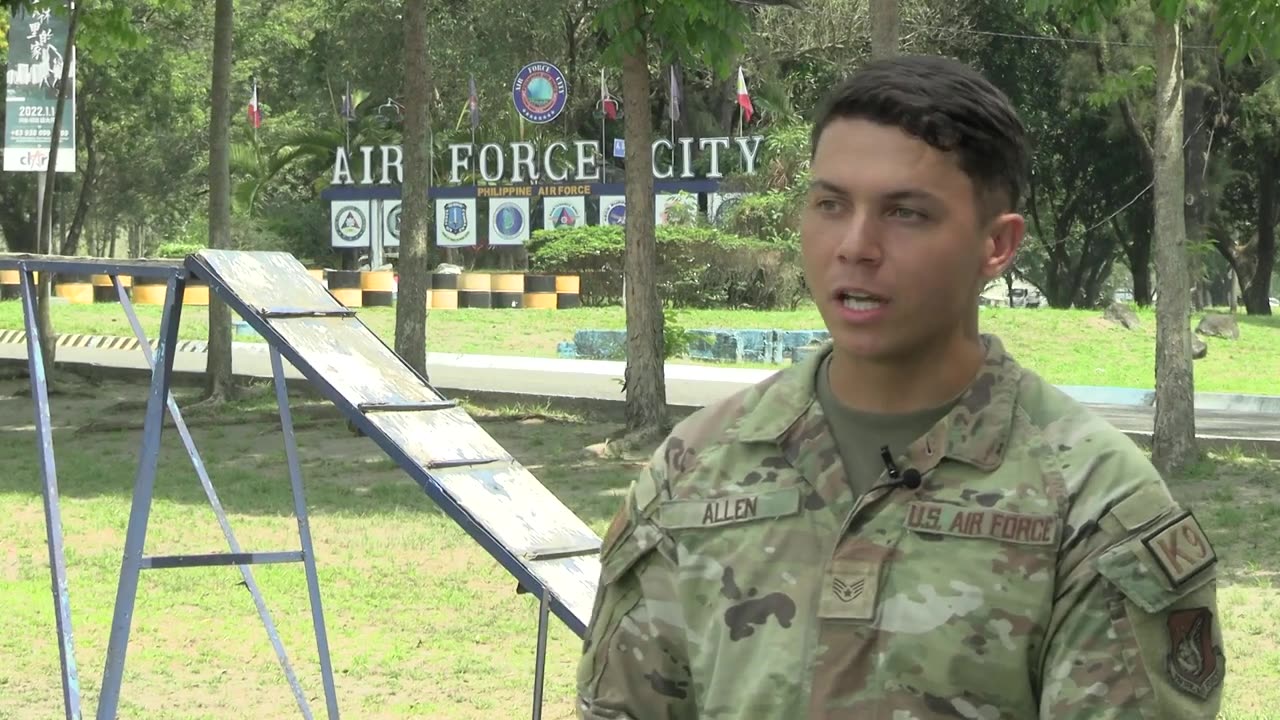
<box><xmin>576</xmin><ymin>334</ymin><xmax>1223</xmax><ymax>719</ymax></box>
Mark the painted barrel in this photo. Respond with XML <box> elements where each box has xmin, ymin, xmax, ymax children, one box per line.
<box><xmin>523</xmin><ymin>274</ymin><xmax>557</xmax><ymax>309</ymax></box>
<box><xmin>458</xmin><ymin>272</ymin><xmax>491</xmax><ymax>292</ymax></box>
<box><xmin>184</xmin><ymin>278</ymin><xmax>210</xmax><ymax>306</ymax></box>
<box><xmin>459</xmin><ymin>289</ymin><xmax>492</xmax><ymax>308</ymax></box>
<box><xmin>555</xmin><ymin>274</ymin><xmax>581</xmax><ymax>309</ymax></box>
<box><xmin>327</xmin><ymin>270</ymin><xmax>363</xmax><ymax>308</ymax></box>
<box><xmin>132</xmin><ymin>276</ymin><xmax>169</xmax><ymax>306</ymax></box>
<box><xmin>54</xmin><ymin>274</ymin><xmax>95</xmax><ymax>304</ymax></box>
<box><xmin>430</xmin><ymin>289</ymin><xmax>459</xmax><ymax>309</ymax></box>
<box><xmin>489</xmin><ymin>273</ymin><xmax>524</xmax><ymax>309</ymax></box>
<box><xmin>92</xmin><ymin>274</ymin><xmax>132</xmax><ymax>303</ymax></box>
<box><xmin>430</xmin><ymin>272</ymin><xmax>458</xmax><ymax>309</ymax></box>
<box><xmin>361</xmin><ymin>269</ymin><xmax>395</xmax><ymax>307</ymax></box>
<box><xmin>0</xmin><ymin>269</ymin><xmax>21</xmax><ymax>300</ymax></box>
<box><xmin>457</xmin><ymin>272</ymin><xmax>491</xmax><ymax>308</ymax></box>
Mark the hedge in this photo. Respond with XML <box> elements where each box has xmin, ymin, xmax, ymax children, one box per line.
<box><xmin>526</xmin><ymin>225</ymin><xmax>808</xmax><ymax>310</ymax></box>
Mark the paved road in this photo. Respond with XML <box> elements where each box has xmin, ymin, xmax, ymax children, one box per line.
<box><xmin>2</xmin><ymin>340</ymin><xmax>1278</xmax><ymax>457</ymax></box>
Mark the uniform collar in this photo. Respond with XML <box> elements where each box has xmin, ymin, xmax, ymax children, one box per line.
<box><xmin>734</xmin><ymin>334</ymin><xmax>1022</xmax><ymax>472</ymax></box>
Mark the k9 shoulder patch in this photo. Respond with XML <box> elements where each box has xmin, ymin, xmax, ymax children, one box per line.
<box><xmin>1141</xmin><ymin>510</ymin><xmax>1217</xmax><ymax>587</ymax></box>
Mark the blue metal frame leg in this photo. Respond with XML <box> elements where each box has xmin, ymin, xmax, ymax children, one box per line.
<box><xmin>270</xmin><ymin>346</ymin><xmax>340</xmax><ymax>719</ymax></box>
<box><xmin>531</xmin><ymin>590</ymin><xmax>550</xmax><ymax>720</ymax></box>
<box><xmin>96</xmin><ymin>272</ymin><xmax>186</xmax><ymax>720</ymax></box>
<box><xmin>112</xmin><ymin>276</ymin><xmax>316</xmax><ymax>719</ymax></box>
<box><xmin>19</xmin><ymin>264</ymin><xmax>83</xmax><ymax>720</ymax></box>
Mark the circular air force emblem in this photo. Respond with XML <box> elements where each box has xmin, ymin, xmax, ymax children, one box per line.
<box><xmin>512</xmin><ymin>62</ymin><xmax>568</xmax><ymax>124</ymax></box>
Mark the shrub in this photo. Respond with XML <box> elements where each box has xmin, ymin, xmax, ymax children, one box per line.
<box><xmin>527</xmin><ymin>224</ymin><xmax>808</xmax><ymax>309</ymax></box>
<box><xmin>153</xmin><ymin>241</ymin><xmax>204</xmax><ymax>259</ymax></box>
<box><xmin>722</xmin><ymin>189</ymin><xmax>805</xmax><ymax>245</ymax></box>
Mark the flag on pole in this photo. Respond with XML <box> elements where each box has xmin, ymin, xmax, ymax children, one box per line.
<box><xmin>340</xmin><ymin>80</ymin><xmax>355</xmax><ymax>120</ymax></box>
<box><xmin>468</xmin><ymin>75</ymin><xmax>480</xmax><ymax>130</ymax></box>
<box><xmin>736</xmin><ymin>66</ymin><xmax>754</xmax><ymax>124</ymax></box>
<box><xmin>669</xmin><ymin>66</ymin><xmax>681</xmax><ymax>124</ymax></box>
<box><xmin>600</xmin><ymin>68</ymin><xmax>618</xmax><ymax>120</ymax></box>
<box><xmin>248</xmin><ymin>78</ymin><xmax>262</xmax><ymax>129</ymax></box>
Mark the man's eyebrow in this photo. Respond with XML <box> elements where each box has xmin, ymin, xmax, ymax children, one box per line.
<box><xmin>807</xmin><ymin>179</ymin><xmax>847</xmax><ymax>196</ymax></box>
<box><xmin>884</xmin><ymin>188</ymin><xmax>943</xmax><ymax>205</ymax></box>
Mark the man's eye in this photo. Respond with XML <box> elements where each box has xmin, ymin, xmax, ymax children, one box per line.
<box><xmin>890</xmin><ymin>207</ymin><xmax>926</xmax><ymax>220</ymax></box>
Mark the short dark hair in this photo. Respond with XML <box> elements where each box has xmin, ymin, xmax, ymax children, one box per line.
<box><xmin>811</xmin><ymin>54</ymin><xmax>1028</xmax><ymax>217</ymax></box>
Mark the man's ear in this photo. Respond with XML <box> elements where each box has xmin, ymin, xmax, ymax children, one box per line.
<box><xmin>981</xmin><ymin>212</ymin><xmax>1025</xmax><ymax>280</ymax></box>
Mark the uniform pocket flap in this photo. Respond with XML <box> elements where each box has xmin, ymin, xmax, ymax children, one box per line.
<box><xmin>1095</xmin><ymin>509</ymin><xmax>1217</xmax><ymax>613</ymax></box>
<box><xmin>600</xmin><ymin>522</ymin><xmax>663</xmax><ymax>586</ymax></box>
<box><xmin>655</xmin><ymin>487</ymin><xmax>802</xmax><ymax>530</ymax></box>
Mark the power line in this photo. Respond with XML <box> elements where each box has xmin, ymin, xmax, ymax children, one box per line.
<box><xmin>907</xmin><ymin>23</ymin><xmax>1221</xmax><ymax>51</ymax></box>
<box><xmin>1042</xmin><ymin>114</ymin><xmax>1211</xmax><ymax>239</ymax></box>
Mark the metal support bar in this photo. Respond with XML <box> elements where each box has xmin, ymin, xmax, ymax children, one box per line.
<box><xmin>522</xmin><ymin>539</ymin><xmax>602</xmax><ymax>562</ymax></box>
<box><xmin>97</xmin><ymin>272</ymin><xmax>187</xmax><ymax>720</ymax></box>
<box><xmin>140</xmin><ymin>551</ymin><xmax>304</xmax><ymax>570</ymax></box>
<box><xmin>531</xmin><ymin>590</ymin><xmax>551</xmax><ymax>720</ymax></box>
<box><xmin>20</xmin><ymin>265</ymin><xmax>83</xmax><ymax>720</ymax></box>
<box><xmin>358</xmin><ymin>400</ymin><xmax>457</xmax><ymax>412</ymax></box>
<box><xmin>260</xmin><ymin>308</ymin><xmax>357</xmax><ymax>318</ymax></box>
<box><xmin>426</xmin><ymin>456</ymin><xmax>505</xmax><ymax>470</ymax></box>
<box><xmin>113</xmin><ymin>275</ymin><xmax>316</xmax><ymax>719</ymax></box>
<box><xmin>270</xmin><ymin>345</ymin><xmax>341</xmax><ymax>719</ymax></box>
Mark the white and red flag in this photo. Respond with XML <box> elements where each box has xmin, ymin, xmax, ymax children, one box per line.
<box><xmin>600</xmin><ymin>68</ymin><xmax>617</xmax><ymax>120</ymax></box>
<box><xmin>736</xmin><ymin>66</ymin><xmax>754</xmax><ymax>124</ymax></box>
<box><xmin>248</xmin><ymin>78</ymin><xmax>262</xmax><ymax>129</ymax></box>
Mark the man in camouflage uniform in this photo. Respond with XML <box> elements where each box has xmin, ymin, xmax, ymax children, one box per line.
<box><xmin>576</xmin><ymin>55</ymin><xmax>1223</xmax><ymax>719</ymax></box>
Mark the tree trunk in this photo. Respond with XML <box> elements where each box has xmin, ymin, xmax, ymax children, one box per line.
<box><xmin>205</xmin><ymin>0</ymin><xmax>236</xmax><ymax>402</ymax></box>
<box><xmin>1243</xmin><ymin>152</ymin><xmax>1276</xmax><ymax>315</ymax></box>
<box><xmin>620</xmin><ymin>20</ymin><xmax>667</xmax><ymax>438</ymax></box>
<box><xmin>1150</xmin><ymin>16</ymin><xmax>1196</xmax><ymax>476</ymax></box>
<box><xmin>61</xmin><ymin>101</ymin><xmax>96</xmax><ymax>256</ymax></box>
<box><xmin>33</xmin><ymin>2</ymin><xmax>79</xmax><ymax>384</ymax></box>
<box><xmin>869</xmin><ymin>0</ymin><xmax>899</xmax><ymax>59</ymax></box>
<box><xmin>395</xmin><ymin>0</ymin><xmax>432</xmax><ymax>378</ymax></box>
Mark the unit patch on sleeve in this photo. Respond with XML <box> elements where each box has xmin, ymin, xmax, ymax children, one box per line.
<box><xmin>1166</xmin><ymin>607</ymin><xmax>1225</xmax><ymax>699</ymax></box>
<box><xmin>1141</xmin><ymin>510</ymin><xmax>1217</xmax><ymax>587</ymax></box>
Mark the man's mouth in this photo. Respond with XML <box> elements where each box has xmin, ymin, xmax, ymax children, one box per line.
<box><xmin>837</xmin><ymin>291</ymin><xmax>887</xmax><ymax>311</ymax></box>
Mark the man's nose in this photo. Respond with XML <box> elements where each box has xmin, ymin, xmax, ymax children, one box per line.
<box><xmin>835</xmin><ymin>212</ymin><xmax>883</xmax><ymax>264</ymax></box>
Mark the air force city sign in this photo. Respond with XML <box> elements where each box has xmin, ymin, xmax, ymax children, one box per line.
<box><xmin>329</xmin><ymin>136</ymin><xmax>764</xmax><ymax>186</ymax></box>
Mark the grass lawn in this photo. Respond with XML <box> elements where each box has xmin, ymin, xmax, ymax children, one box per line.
<box><xmin>1</xmin><ymin>375</ymin><xmax>1278</xmax><ymax>718</ymax></box>
<box><xmin>1</xmin><ymin>298</ymin><xmax>1278</xmax><ymax>395</ymax></box>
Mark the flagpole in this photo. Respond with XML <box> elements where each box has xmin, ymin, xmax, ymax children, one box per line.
<box><xmin>669</xmin><ymin>66</ymin><xmax>676</xmax><ymax>173</ymax></box>
<box><xmin>600</xmin><ymin>67</ymin><xmax>606</xmax><ymax>177</ymax></box>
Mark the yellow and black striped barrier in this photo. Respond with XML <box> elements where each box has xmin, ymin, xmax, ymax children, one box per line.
<box><xmin>16</xmin><ymin>267</ymin><xmax>585</xmax><ymax>311</ymax></box>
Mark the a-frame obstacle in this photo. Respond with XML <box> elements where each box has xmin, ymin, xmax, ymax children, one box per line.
<box><xmin>0</xmin><ymin>250</ymin><xmax>603</xmax><ymax>719</ymax></box>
